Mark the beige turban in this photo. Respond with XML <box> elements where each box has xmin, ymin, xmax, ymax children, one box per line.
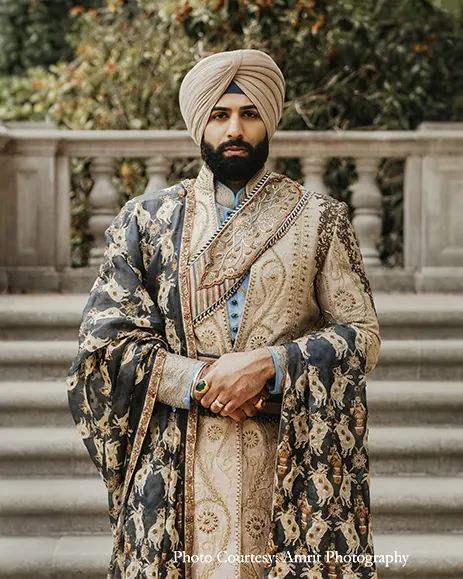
<box><xmin>179</xmin><ymin>49</ymin><xmax>285</xmax><ymax>146</ymax></box>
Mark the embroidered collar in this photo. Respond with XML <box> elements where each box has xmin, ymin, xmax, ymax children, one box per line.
<box><xmin>197</xmin><ymin>162</ymin><xmax>269</xmax><ymax>209</ymax></box>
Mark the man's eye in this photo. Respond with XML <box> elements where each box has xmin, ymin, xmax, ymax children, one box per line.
<box><xmin>214</xmin><ymin>113</ymin><xmax>227</xmax><ymax>120</ymax></box>
<box><xmin>243</xmin><ymin>111</ymin><xmax>258</xmax><ymax>118</ymax></box>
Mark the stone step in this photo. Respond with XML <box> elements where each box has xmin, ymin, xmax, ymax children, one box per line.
<box><xmin>375</xmin><ymin>533</ymin><xmax>463</xmax><ymax>578</ymax></box>
<box><xmin>370</xmin><ymin>476</ymin><xmax>463</xmax><ymax>533</ymax></box>
<box><xmin>1</xmin><ymin>293</ymin><xmax>462</xmax><ymax>340</ymax></box>
<box><xmin>369</xmin><ymin>426</ymin><xmax>463</xmax><ymax>476</ymax></box>
<box><xmin>0</xmin><ymin>381</ymin><xmax>73</xmax><ymax>427</ymax></box>
<box><xmin>0</xmin><ymin>295</ymin><xmax>84</xmax><ymax>341</ymax></box>
<box><xmin>0</xmin><ymin>474</ymin><xmax>461</xmax><ymax>536</ymax></box>
<box><xmin>1</xmin><ymin>425</ymin><xmax>462</xmax><ymax>477</ymax></box>
<box><xmin>0</xmin><ymin>533</ymin><xmax>461</xmax><ymax>578</ymax></box>
<box><xmin>1</xmin><ymin>339</ymin><xmax>462</xmax><ymax>381</ymax></box>
<box><xmin>0</xmin><ymin>478</ymin><xmax>110</xmax><ymax>536</ymax></box>
<box><xmin>374</xmin><ymin>293</ymin><xmax>463</xmax><ymax>339</ymax></box>
<box><xmin>0</xmin><ymin>341</ymin><xmax>77</xmax><ymax>380</ymax></box>
<box><xmin>370</xmin><ymin>340</ymin><xmax>463</xmax><ymax>380</ymax></box>
<box><xmin>2</xmin><ymin>379</ymin><xmax>461</xmax><ymax>428</ymax></box>
<box><xmin>0</xmin><ymin>427</ymin><xmax>95</xmax><ymax>476</ymax></box>
<box><xmin>367</xmin><ymin>380</ymin><xmax>463</xmax><ymax>425</ymax></box>
<box><xmin>0</xmin><ymin>535</ymin><xmax>111</xmax><ymax>578</ymax></box>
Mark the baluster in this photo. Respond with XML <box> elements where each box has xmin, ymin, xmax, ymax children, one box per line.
<box><xmin>88</xmin><ymin>157</ymin><xmax>118</xmax><ymax>266</ymax></box>
<box><xmin>351</xmin><ymin>158</ymin><xmax>382</xmax><ymax>266</ymax></box>
<box><xmin>145</xmin><ymin>156</ymin><xmax>170</xmax><ymax>193</ymax></box>
<box><xmin>301</xmin><ymin>156</ymin><xmax>329</xmax><ymax>194</ymax></box>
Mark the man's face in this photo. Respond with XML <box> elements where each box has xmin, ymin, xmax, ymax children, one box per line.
<box><xmin>201</xmin><ymin>93</ymin><xmax>269</xmax><ymax>182</ymax></box>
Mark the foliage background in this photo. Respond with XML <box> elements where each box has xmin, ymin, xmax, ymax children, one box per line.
<box><xmin>1</xmin><ymin>0</ymin><xmax>462</xmax><ymax>266</ymax></box>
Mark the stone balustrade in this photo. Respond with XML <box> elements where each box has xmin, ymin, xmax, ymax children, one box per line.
<box><xmin>0</xmin><ymin>123</ymin><xmax>462</xmax><ymax>293</ymax></box>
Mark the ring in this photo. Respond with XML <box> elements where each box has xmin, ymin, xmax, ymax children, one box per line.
<box><xmin>254</xmin><ymin>396</ymin><xmax>267</xmax><ymax>411</ymax></box>
<box><xmin>211</xmin><ymin>398</ymin><xmax>225</xmax><ymax>411</ymax></box>
<box><xmin>194</xmin><ymin>379</ymin><xmax>210</xmax><ymax>395</ymax></box>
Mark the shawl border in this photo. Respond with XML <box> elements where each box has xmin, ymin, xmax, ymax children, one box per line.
<box><xmin>178</xmin><ymin>180</ymin><xmax>199</xmax><ymax>357</ymax></box>
<box><xmin>178</xmin><ymin>179</ymin><xmax>200</xmax><ymax>579</ymax></box>
<box><xmin>120</xmin><ymin>346</ymin><xmax>166</xmax><ymax>510</ymax></box>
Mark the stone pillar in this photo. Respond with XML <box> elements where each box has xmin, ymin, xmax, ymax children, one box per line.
<box><xmin>410</xmin><ymin>123</ymin><xmax>463</xmax><ymax>291</ymax></box>
<box><xmin>88</xmin><ymin>157</ymin><xmax>119</xmax><ymax>266</ymax></box>
<box><xmin>0</xmin><ymin>123</ymin><xmax>64</xmax><ymax>292</ymax></box>
<box><xmin>145</xmin><ymin>156</ymin><xmax>170</xmax><ymax>193</ymax></box>
<box><xmin>0</xmin><ymin>126</ymin><xmax>10</xmax><ymax>292</ymax></box>
<box><xmin>351</xmin><ymin>158</ymin><xmax>382</xmax><ymax>266</ymax></box>
<box><xmin>301</xmin><ymin>156</ymin><xmax>329</xmax><ymax>194</ymax></box>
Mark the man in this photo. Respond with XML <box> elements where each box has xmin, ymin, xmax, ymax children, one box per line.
<box><xmin>67</xmin><ymin>49</ymin><xmax>381</xmax><ymax>579</ymax></box>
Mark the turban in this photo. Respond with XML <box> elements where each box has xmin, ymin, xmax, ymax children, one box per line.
<box><xmin>179</xmin><ymin>49</ymin><xmax>285</xmax><ymax>146</ymax></box>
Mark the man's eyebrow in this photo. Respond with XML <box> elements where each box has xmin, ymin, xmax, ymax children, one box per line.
<box><xmin>211</xmin><ymin>104</ymin><xmax>258</xmax><ymax>112</ymax></box>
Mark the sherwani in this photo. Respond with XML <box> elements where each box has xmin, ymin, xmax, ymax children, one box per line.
<box><xmin>67</xmin><ymin>162</ymin><xmax>381</xmax><ymax>579</ymax></box>
<box><xmin>181</xmin><ymin>179</ymin><xmax>283</xmax><ymax>410</ymax></box>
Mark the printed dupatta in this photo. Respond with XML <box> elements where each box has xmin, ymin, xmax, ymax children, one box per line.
<box><xmin>67</xmin><ymin>169</ymin><xmax>379</xmax><ymax>578</ymax></box>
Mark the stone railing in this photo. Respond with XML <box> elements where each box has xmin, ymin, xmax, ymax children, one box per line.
<box><xmin>0</xmin><ymin>122</ymin><xmax>462</xmax><ymax>293</ymax></box>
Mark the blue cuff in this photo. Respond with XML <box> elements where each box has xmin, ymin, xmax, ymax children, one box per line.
<box><xmin>183</xmin><ymin>364</ymin><xmax>206</xmax><ymax>409</ymax></box>
<box><xmin>266</xmin><ymin>346</ymin><xmax>282</xmax><ymax>395</ymax></box>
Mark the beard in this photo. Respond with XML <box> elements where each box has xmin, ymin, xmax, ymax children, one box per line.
<box><xmin>200</xmin><ymin>134</ymin><xmax>269</xmax><ymax>183</ymax></box>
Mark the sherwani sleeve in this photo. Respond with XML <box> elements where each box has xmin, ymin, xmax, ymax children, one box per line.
<box><xmin>157</xmin><ymin>353</ymin><xmax>205</xmax><ymax>409</ymax></box>
<box><xmin>271</xmin><ymin>200</ymin><xmax>381</xmax><ymax>385</ymax></box>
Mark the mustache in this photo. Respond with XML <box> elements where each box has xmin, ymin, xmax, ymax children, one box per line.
<box><xmin>217</xmin><ymin>140</ymin><xmax>253</xmax><ymax>154</ymax></box>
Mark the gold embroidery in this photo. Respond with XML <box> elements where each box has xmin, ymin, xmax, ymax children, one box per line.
<box><xmin>193</xmin><ymin>173</ymin><xmax>278</xmax><ymax>286</ymax></box>
<box><xmin>233</xmin><ymin>249</ymin><xmax>285</xmax><ymax>352</ymax></box>
<box><xmin>314</xmin><ymin>202</ymin><xmax>380</xmax><ymax>375</ymax></box>
<box><xmin>178</xmin><ymin>179</ymin><xmax>200</xmax><ymax>579</ymax></box>
<box><xmin>197</xmin><ymin>507</ymin><xmax>220</xmax><ymax>534</ymax></box>
<box><xmin>157</xmin><ymin>352</ymin><xmax>204</xmax><ymax>409</ymax></box>
<box><xmin>188</xmin><ymin>173</ymin><xmax>313</xmax><ymax>325</ymax></box>
<box><xmin>191</xmin><ymin>415</ymin><xmax>236</xmax><ymax>578</ymax></box>
<box><xmin>194</xmin><ymin>310</ymin><xmax>230</xmax><ymax>356</ymax></box>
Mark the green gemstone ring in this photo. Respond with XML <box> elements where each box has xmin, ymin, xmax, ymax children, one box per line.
<box><xmin>195</xmin><ymin>379</ymin><xmax>209</xmax><ymax>394</ymax></box>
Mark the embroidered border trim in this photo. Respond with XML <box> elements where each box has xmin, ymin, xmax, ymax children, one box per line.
<box><xmin>179</xmin><ymin>181</ymin><xmax>198</xmax><ymax>357</ymax></box>
<box><xmin>192</xmin><ymin>188</ymin><xmax>314</xmax><ymax>326</ymax></box>
<box><xmin>112</xmin><ymin>344</ymin><xmax>166</xmax><ymax>555</ymax></box>
<box><xmin>178</xmin><ymin>179</ymin><xmax>200</xmax><ymax>579</ymax></box>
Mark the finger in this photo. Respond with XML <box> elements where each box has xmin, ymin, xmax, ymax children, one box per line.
<box><xmin>196</xmin><ymin>373</ymin><xmax>220</xmax><ymax>408</ymax></box>
<box><xmin>191</xmin><ymin>364</ymin><xmax>214</xmax><ymax>403</ymax></box>
<box><xmin>218</xmin><ymin>398</ymin><xmax>238</xmax><ymax>417</ymax></box>
<box><xmin>201</xmin><ymin>384</ymin><xmax>231</xmax><ymax>412</ymax></box>
<box><xmin>227</xmin><ymin>410</ymin><xmax>241</xmax><ymax>422</ymax></box>
<box><xmin>228</xmin><ymin>408</ymin><xmax>247</xmax><ymax>423</ymax></box>
<box><xmin>197</xmin><ymin>355</ymin><xmax>217</xmax><ymax>363</ymax></box>
<box><xmin>241</xmin><ymin>402</ymin><xmax>258</xmax><ymax>418</ymax></box>
<box><xmin>220</xmin><ymin>393</ymin><xmax>255</xmax><ymax>416</ymax></box>
<box><xmin>200</xmin><ymin>387</ymin><xmax>224</xmax><ymax>409</ymax></box>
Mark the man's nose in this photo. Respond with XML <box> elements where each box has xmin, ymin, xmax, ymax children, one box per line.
<box><xmin>226</xmin><ymin>114</ymin><xmax>244</xmax><ymax>139</ymax></box>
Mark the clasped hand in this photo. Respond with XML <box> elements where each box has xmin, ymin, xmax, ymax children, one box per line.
<box><xmin>192</xmin><ymin>349</ymin><xmax>275</xmax><ymax>423</ymax></box>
